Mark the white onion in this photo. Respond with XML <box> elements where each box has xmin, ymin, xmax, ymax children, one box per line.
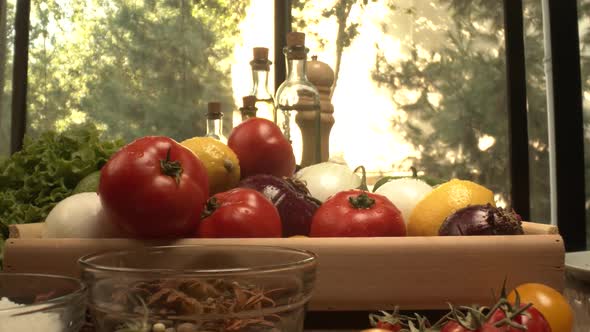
<box><xmin>374</xmin><ymin>178</ymin><xmax>433</xmax><ymax>224</ymax></box>
<box><xmin>294</xmin><ymin>155</ymin><xmax>361</xmax><ymax>202</ymax></box>
<box><xmin>43</xmin><ymin>192</ymin><xmax>122</xmax><ymax>238</ymax></box>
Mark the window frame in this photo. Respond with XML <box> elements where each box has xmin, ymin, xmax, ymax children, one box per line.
<box><xmin>9</xmin><ymin>0</ymin><xmax>28</xmax><ymax>154</ymax></box>
<box><xmin>504</xmin><ymin>0</ymin><xmax>531</xmax><ymax>222</ymax></box>
<box><xmin>543</xmin><ymin>0</ymin><xmax>587</xmax><ymax>251</ymax></box>
<box><xmin>9</xmin><ymin>0</ymin><xmax>587</xmax><ymax>250</ymax></box>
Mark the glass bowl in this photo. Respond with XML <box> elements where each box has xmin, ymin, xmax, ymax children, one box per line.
<box><xmin>79</xmin><ymin>245</ymin><xmax>317</xmax><ymax>332</ymax></box>
<box><xmin>0</xmin><ymin>272</ymin><xmax>86</xmax><ymax>332</ymax></box>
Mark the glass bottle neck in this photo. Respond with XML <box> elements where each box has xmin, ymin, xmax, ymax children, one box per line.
<box><xmin>206</xmin><ymin>117</ymin><xmax>226</xmax><ymax>142</ymax></box>
<box><xmin>285</xmin><ymin>58</ymin><xmax>308</xmax><ymax>81</ymax></box>
<box><xmin>251</xmin><ymin>69</ymin><xmax>273</xmax><ymax>99</ymax></box>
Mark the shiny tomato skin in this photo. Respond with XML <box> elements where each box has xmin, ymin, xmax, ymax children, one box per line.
<box><xmin>99</xmin><ymin>136</ymin><xmax>209</xmax><ymax>238</ymax></box>
<box><xmin>228</xmin><ymin>118</ymin><xmax>296</xmax><ymax>179</ymax></box>
<box><xmin>310</xmin><ymin>189</ymin><xmax>406</xmax><ymax>237</ymax></box>
<box><xmin>487</xmin><ymin>308</ymin><xmax>507</xmax><ymax>324</ymax></box>
<box><xmin>511</xmin><ymin>305</ymin><xmax>551</xmax><ymax>332</ymax></box>
<box><xmin>440</xmin><ymin>321</ymin><xmax>503</xmax><ymax>332</ymax></box>
<box><xmin>198</xmin><ymin>188</ymin><xmax>282</xmax><ymax>238</ymax></box>
<box><xmin>478</xmin><ymin>325</ymin><xmax>504</xmax><ymax>332</ymax></box>
<box><xmin>440</xmin><ymin>321</ymin><xmax>471</xmax><ymax>332</ymax></box>
<box><xmin>508</xmin><ymin>283</ymin><xmax>572</xmax><ymax>332</ymax></box>
<box><xmin>375</xmin><ymin>321</ymin><xmax>401</xmax><ymax>332</ymax></box>
<box><xmin>440</xmin><ymin>306</ymin><xmax>550</xmax><ymax>332</ymax></box>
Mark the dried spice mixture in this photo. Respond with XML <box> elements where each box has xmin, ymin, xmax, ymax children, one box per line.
<box><xmin>92</xmin><ymin>278</ymin><xmax>292</xmax><ymax>332</ymax></box>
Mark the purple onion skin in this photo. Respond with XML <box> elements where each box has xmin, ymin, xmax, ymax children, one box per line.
<box><xmin>438</xmin><ymin>204</ymin><xmax>524</xmax><ymax>236</ymax></box>
<box><xmin>238</xmin><ymin>174</ymin><xmax>321</xmax><ymax>237</ymax></box>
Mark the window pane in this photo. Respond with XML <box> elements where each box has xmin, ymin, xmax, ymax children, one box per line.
<box><xmin>579</xmin><ymin>0</ymin><xmax>590</xmax><ymax>246</ymax></box>
<box><xmin>25</xmin><ymin>0</ymin><xmax>273</xmax><ymax>143</ymax></box>
<box><xmin>293</xmin><ymin>1</ymin><xmax>514</xmax><ymax>208</ymax></box>
<box><xmin>522</xmin><ymin>0</ymin><xmax>551</xmax><ymax>225</ymax></box>
<box><xmin>0</xmin><ymin>0</ymin><xmax>14</xmax><ymax>157</ymax></box>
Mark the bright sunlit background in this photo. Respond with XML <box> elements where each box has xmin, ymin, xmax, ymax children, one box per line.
<box><xmin>16</xmin><ymin>0</ymin><xmax>510</xmax><ymax>179</ymax></box>
<box><xmin>232</xmin><ymin>0</ymin><xmax>418</xmax><ymax>176</ymax></box>
<box><xmin>8</xmin><ymin>0</ymin><xmax>565</xmax><ymax>219</ymax></box>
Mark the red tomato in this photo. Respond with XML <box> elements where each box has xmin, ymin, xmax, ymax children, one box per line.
<box><xmin>508</xmin><ymin>283</ymin><xmax>572</xmax><ymax>332</ymax></box>
<box><xmin>440</xmin><ymin>306</ymin><xmax>550</xmax><ymax>332</ymax></box>
<box><xmin>440</xmin><ymin>320</ymin><xmax>470</xmax><ymax>332</ymax></box>
<box><xmin>440</xmin><ymin>320</ymin><xmax>506</xmax><ymax>332</ymax></box>
<box><xmin>368</xmin><ymin>310</ymin><xmax>404</xmax><ymax>332</ymax></box>
<box><xmin>478</xmin><ymin>325</ymin><xmax>504</xmax><ymax>332</ymax></box>
<box><xmin>228</xmin><ymin>118</ymin><xmax>296</xmax><ymax>179</ymax></box>
<box><xmin>99</xmin><ymin>136</ymin><xmax>209</xmax><ymax>238</ymax></box>
<box><xmin>510</xmin><ymin>305</ymin><xmax>551</xmax><ymax>332</ymax></box>
<box><xmin>198</xmin><ymin>188</ymin><xmax>282</xmax><ymax>238</ymax></box>
<box><xmin>310</xmin><ymin>189</ymin><xmax>406</xmax><ymax>237</ymax></box>
<box><xmin>375</xmin><ymin>321</ymin><xmax>401</xmax><ymax>331</ymax></box>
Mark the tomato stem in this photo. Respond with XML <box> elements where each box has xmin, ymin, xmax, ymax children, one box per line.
<box><xmin>348</xmin><ymin>192</ymin><xmax>375</xmax><ymax>209</ymax></box>
<box><xmin>201</xmin><ymin>197</ymin><xmax>220</xmax><ymax>219</ymax></box>
<box><xmin>410</xmin><ymin>166</ymin><xmax>418</xmax><ymax>178</ymax></box>
<box><xmin>354</xmin><ymin>165</ymin><xmax>369</xmax><ymax>191</ymax></box>
<box><xmin>160</xmin><ymin>148</ymin><xmax>183</xmax><ymax>185</ymax></box>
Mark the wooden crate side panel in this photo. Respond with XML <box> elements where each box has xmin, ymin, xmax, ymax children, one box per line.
<box><xmin>3</xmin><ymin>235</ymin><xmax>565</xmax><ymax>310</ymax></box>
<box><xmin>7</xmin><ymin>221</ymin><xmax>559</xmax><ymax>240</ymax></box>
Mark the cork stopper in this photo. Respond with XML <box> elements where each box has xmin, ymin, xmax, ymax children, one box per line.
<box><xmin>240</xmin><ymin>95</ymin><xmax>258</xmax><ymax>121</ymax></box>
<box><xmin>285</xmin><ymin>32</ymin><xmax>307</xmax><ymax>60</ymax></box>
<box><xmin>286</xmin><ymin>32</ymin><xmax>305</xmax><ymax>47</ymax></box>
<box><xmin>207</xmin><ymin>101</ymin><xmax>222</xmax><ymax>118</ymax></box>
<box><xmin>242</xmin><ymin>95</ymin><xmax>257</xmax><ymax>108</ymax></box>
<box><xmin>253</xmin><ymin>47</ymin><xmax>269</xmax><ymax>60</ymax></box>
<box><xmin>251</xmin><ymin>47</ymin><xmax>272</xmax><ymax>71</ymax></box>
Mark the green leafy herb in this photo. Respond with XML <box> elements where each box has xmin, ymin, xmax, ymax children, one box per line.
<box><xmin>0</xmin><ymin>123</ymin><xmax>123</xmax><ymax>265</ymax></box>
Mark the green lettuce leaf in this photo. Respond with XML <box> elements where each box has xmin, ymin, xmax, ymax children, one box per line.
<box><xmin>0</xmin><ymin>123</ymin><xmax>124</xmax><ymax>267</ymax></box>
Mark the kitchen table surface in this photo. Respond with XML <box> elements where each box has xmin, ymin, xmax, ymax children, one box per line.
<box><xmin>565</xmin><ymin>271</ymin><xmax>590</xmax><ymax>331</ymax></box>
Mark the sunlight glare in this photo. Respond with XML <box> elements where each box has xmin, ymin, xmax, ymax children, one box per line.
<box><xmin>231</xmin><ymin>0</ymin><xmax>275</xmax><ymax>127</ymax></box>
<box><xmin>230</xmin><ymin>1</ymin><xmax>421</xmax><ymax>174</ymax></box>
<box><xmin>302</xmin><ymin>1</ymin><xmax>418</xmax><ymax>173</ymax></box>
<box><xmin>478</xmin><ymin>135</ymin><xmax>496</xmax><ymax>151</ymax></box>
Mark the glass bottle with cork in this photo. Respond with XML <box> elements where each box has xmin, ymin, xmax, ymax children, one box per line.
<box><xmin>205</xmin><ymin>101</ymin><xmax>227</xmax><ymax>144</ymax></box>
<box><xmin>275</xmin><ymin>32</ymin><xmax>321</xmax><ymax>167</ymax></box>
<box><xmin>239</xmin><ymin>95</ymin><xmax>258</xmax><ymax>122</ymax></box>
<box><xmin>249</xmin><ymin>47</ymin><xmax>276</xmax><ymax>123</ymax></box>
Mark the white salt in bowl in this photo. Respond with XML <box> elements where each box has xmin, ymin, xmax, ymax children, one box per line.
<box><xmin>0</xmin><ymin>273</ymin><xmax>86</xmax><ymax>332</ymax></box>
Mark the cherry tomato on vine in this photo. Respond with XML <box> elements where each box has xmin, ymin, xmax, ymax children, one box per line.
<box><xmin>375</xmin><ymin>321</ymin><xmax>402</xmax><ymax>331</ymax></box>
<box><xmin>440</xmin><ymin>306</ymin><xmax>550</xmax><ymax>332</ymax></box>
<box><xmin>508</xmin><ymin>283</ymin><xmax>573</xmax><ymax>332</ymax></box>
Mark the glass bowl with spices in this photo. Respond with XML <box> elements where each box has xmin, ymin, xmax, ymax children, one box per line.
<box><xmin>0</xmin><ymin>272</ymin><xmax>87</xmax><ymax>332</ymax></box>
<box><xmin>79</xmin><ymin>245</ymin><xmax>318</xmax><ymax>332</ymax></box>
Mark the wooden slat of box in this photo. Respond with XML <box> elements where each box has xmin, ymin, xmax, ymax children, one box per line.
<box><xmin>7</xmin><ymin>221</ymin><xmax>560</xmax><ymax>239</ymax></box>
<box><xmin>4</xmin><ymin>222</ymin><xmax>565</xmax><ymax>311</ymax></box>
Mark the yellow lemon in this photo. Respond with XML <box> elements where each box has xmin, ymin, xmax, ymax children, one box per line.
<box><xmin>407</xmin><ymin>179</ymin><xmax>495</xmax><ymax>236</ymax></box>
<box><xmin>180</xmin><ymin>137</ymin><xmax>240</xmax><ymax>194</ymax></box>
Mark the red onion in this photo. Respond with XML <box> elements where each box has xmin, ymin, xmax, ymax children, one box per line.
<box><xmin>438</xmin><ymin>204</ymin><xmax>524</xmax><ymax>236</ymax></box>
<box><xmin>238</xmin><ymin>174</ymin><xmax>321</xmax><ymax>237</ymax></box>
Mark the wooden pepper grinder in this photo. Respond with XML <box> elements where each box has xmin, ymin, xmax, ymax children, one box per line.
<box><xmin>277</xmin><ymin>32</ymin><xmax>322</xmax><ymax>167</ymax></box>
<box><xmin>307</xmin><ymin>55</ymin><xmax>335</xmax><ymax>162</ymax></box>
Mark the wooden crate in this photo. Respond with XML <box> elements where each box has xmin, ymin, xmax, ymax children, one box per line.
<box><xmin>4</xmin><ymin>222</ymin><xmax>564</xmax><ymax>311</ymax></box>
